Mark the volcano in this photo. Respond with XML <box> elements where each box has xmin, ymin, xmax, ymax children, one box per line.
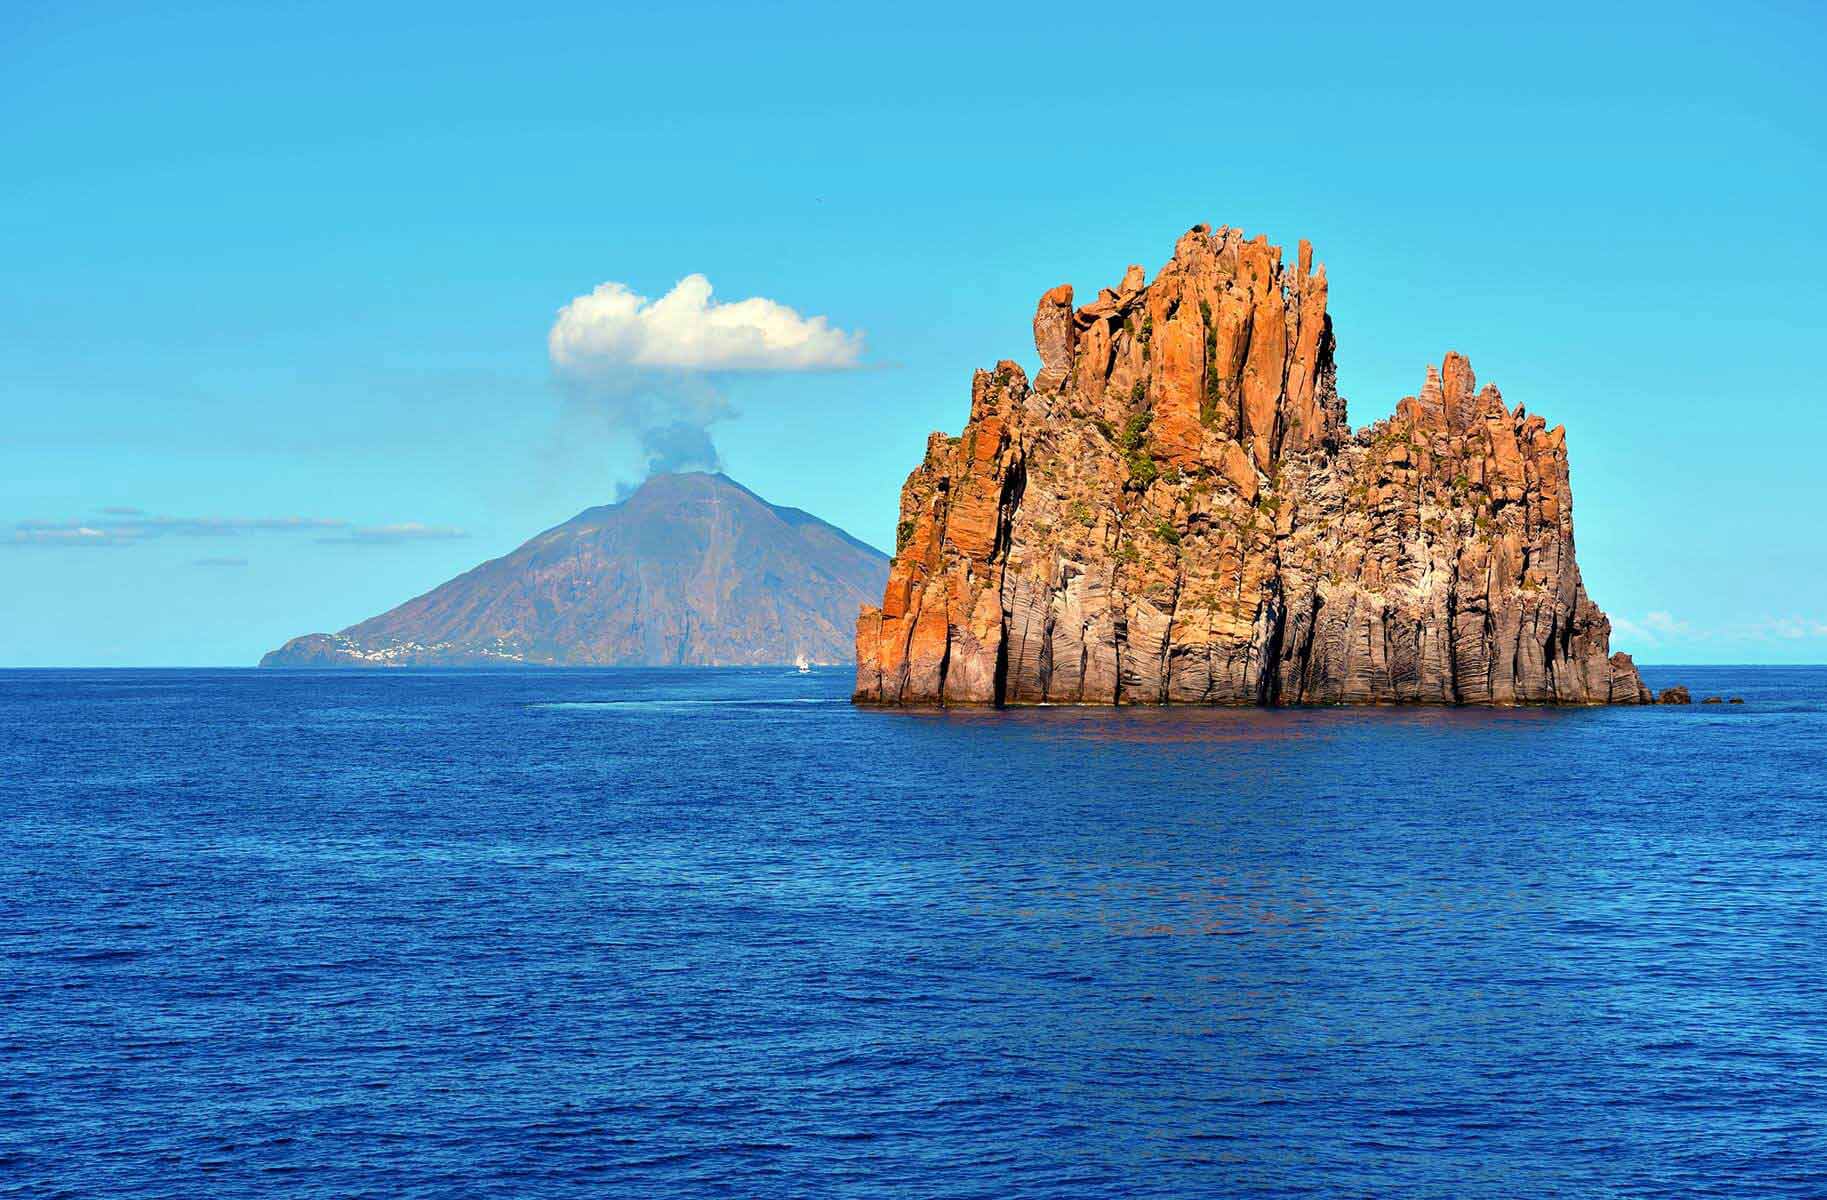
<box><xmin>261</xmin><ymin>472</ymin><xmax>888</xmax><ymax>668</ymax></box>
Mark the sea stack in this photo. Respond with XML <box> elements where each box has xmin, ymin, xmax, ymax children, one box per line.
<box><xmin>854</xmin><ymin>223</ymin><xmax>1650</xmax><ymax>706</ymax></box>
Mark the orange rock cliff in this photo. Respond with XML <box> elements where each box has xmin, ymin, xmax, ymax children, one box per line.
<box><xmin>854</xmin><ymin>223</ymin><xmax>1652</xmax><ymax>706</ymax></box>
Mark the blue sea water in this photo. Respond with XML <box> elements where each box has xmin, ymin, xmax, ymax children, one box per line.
<box><xmin>3</xmin><ymin>666</ymin><xmax>1825</xmax><ymax>1198</ymax></box>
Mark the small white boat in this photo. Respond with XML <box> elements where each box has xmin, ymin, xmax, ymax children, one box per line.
<box><xmin>794</xmin><ymin>654</ymin><xmax>811</xmax><ymax>673</ymax></box>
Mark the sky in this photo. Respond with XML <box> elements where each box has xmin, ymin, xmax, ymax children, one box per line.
<box><xmin>2</xmin><ymin>0</ymin><xmax>1823</xmax><ymax>666</ymax></box>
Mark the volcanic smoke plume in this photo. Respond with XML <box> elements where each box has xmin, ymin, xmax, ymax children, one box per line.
<box><xmin>547</xmin><ymin>273</ymin><xmax>863</xmax><ymax>479</ymax></box>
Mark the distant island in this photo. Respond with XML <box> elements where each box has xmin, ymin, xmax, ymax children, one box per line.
<box><xmin>261</xmin><ymin>472</ymin><xmax>887</xmax><ymax>668</ymax></box>
<box><xmin>855</xmin><ymin>223</ymin><xmax>1654</xmax><ymax>707</ymax></box>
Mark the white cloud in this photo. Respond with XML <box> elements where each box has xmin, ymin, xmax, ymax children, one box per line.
<box><xmin>317</xmin><ymin>523</ymin><xmax>469</xmax><ymax>545</ymax></box>
<box><xmin>1614</xmin><ymin>610</ymin><xmax>1693</xmax><ymax>645</ymax></box>
<box><xmin>6</xmin><ymin>512</ymin><xmax>461</xmax><ymax>549</ymax></box>
<box><xmin>548</xmin><ymin>274</ymin><xmax>863</xmax><ymax>373</ymax></box>
<box><xmin>17</xmin><ymin>515</ymin><xmax>346</xmax><ymax>537</ymax></box>
<box><xmin>1747</xmin><ymin>616</ymin><xmax>1827</xmax><ymax>641</ymax></box>
<box><xmin>7</xmin><ymin>525</ymin><xmax>134</xmax><ymax>548</ymax></box>
<box><xmin>1614</xmin><ymin>610</ymin><xmax>1827</xmax><ymax>649</ymax></box>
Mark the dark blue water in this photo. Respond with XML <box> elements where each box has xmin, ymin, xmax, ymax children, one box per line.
<box><xmin>4</xmin><ymin>667</ymin><xmax>1825</xmax><ymax>1198</ymax></box>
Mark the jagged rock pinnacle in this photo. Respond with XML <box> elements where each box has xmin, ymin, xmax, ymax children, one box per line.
<box><xmin>855</xmin><ymin>224</ymin><xmax>1649</xmax><ymax>706</ymax></box>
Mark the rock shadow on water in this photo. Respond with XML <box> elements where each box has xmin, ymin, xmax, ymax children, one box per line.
<box><xmin>861</xmin><ymin>697</ymin><xmax>1595</xmax><ymax>747</ymax></box>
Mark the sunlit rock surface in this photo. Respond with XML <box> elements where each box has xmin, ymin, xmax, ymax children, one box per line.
<box><xmin>856</xmin><ymin>224</ymin><xmax>1649</xmax><ymax>707</ymax></box>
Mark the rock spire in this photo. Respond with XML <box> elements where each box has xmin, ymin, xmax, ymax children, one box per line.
<box><xmin>855</xmin><ymin>224</ymin><xmax>1650</xmax><ymax>706</ymax></box>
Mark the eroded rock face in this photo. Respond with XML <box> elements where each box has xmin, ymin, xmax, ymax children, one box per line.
<box><xmin>855</xmin><ymin>223</ymin><xmax>1650</xmax><ymax>707</ymax></box>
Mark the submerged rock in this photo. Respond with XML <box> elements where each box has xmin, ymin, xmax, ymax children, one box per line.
<box><xmin>855</xmin><ymin>223</ymin><xmax>1651</xmax><ymax>707</ymax></box>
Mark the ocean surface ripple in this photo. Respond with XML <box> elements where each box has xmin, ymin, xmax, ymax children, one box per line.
<box><xmin>3</xmin><ymin>666</ymin><xmax>1824</xmax><ymax>1197</ymax></box>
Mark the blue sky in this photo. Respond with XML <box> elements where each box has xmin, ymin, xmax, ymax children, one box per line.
<box><xmin>2</xmin><ymin>0</ymin><xmax>1822</xmax><ymax>666</ymax></box>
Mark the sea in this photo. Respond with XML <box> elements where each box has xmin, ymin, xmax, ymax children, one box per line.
<box><xmin>3</xmin><ymin>665</ymin><xmax>1824</xmax><ymax>1198</ymax></box>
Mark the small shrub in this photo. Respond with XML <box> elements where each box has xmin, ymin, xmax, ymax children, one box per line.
<box><xmin>1119</xmin><ymin>410</ymin><xmax>1152</xmax><ymax>451</ymax></box>
<box><xmin>1200</xmin><ymin>302</ymin><xmax>1223</xmax><ymax>427</ymax></box>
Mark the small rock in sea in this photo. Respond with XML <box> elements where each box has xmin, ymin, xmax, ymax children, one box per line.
<box><xmin>1657</xmin><ymin>685</ymin><xmax>1693</xmax><ymax>705</ymax></box>
<box><xmin>1729</xmin><ymin>696</ymin><xmax>1745</xmax><ymax>704</ymax></box>
<box><xmin>1702</xmin><ymin>695</ymin><xmax>1724</xmax><ymax>704</ymax></box>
